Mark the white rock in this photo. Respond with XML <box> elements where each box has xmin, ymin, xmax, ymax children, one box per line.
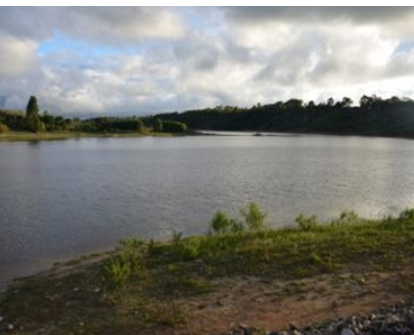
<box><xmin>7</xmin><ymin>323</ymin><xmax>14</xmax><ymax>331</ymax></box>
<box><xmin>0</xmin><ymin>316</ymin><xmax>4</xmax><ymax>322</ymax></box>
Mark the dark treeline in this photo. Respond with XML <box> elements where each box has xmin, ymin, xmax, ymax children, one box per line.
<box><xmin>3</xmin><ymin>95</ymin><xmax>414</xmax><ymax>138</ymax></box>
<box><xmin>146</xmin><ymin>95</ymin><xmax>414</xmax><ymax>138</ymax></box>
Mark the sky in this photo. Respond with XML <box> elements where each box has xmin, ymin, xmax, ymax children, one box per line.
<box><xmin>2</xmin><ymin>6</ymin><xmax>414</xmax><ymax>116</ymax></box>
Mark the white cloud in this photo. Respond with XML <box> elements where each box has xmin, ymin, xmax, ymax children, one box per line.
<box><xmin>2</xmin><ymin>7</ymin><xmax>414</xmax><ymax>115</ymax></box>
<box><xmin>0</xmin><ymin>33</ymin><xmax>38</xmax><ymax>78</ymax></box>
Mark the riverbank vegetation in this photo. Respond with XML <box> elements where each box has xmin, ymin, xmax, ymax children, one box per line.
<box><xmin>3</xmin><ymin>94</ymin><xmax>414</xmax><ymax>142</ymax></box>
<box><xmin>0</xmin><ymin>96</ymin><xmax>188</xmax><ymax>141</ymax></box>
<box><xmin>1</xmin><ymin>205</ymin><xmax>414</xmax><ymax>334</ymax></box>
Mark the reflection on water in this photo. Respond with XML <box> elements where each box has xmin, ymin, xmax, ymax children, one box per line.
<box><xmin>0</xmin><ymin>135</ymin><xmax>414</xmax><ymax>290</ymax></box>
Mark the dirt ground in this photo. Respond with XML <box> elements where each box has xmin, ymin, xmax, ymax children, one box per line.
<box><xmin>6</xmin><ymin>258</ymin><xmax>414</xmax><ymax>335</ymax></box>
<box><xmin>171</xmin><ymin>266</ymin><xmax>414</xmax><ymax>335</ymax></box>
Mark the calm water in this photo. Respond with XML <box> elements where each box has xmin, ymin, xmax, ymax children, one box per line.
<box><xmin>1</xmin><ymin>134</ymin><xmax>414</xmax><ymax>290</ymax></box>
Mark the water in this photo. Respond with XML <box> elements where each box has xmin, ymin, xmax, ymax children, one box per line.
<box><xmin>1</xmin><ymin>134</ymin><xmax>414</xmax><ymax>290</ymax></box>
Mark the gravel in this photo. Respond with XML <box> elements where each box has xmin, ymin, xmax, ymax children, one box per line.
<box><xmin>226</xmin><ymin>300</ymin><xmax>414</xmax><ymax>335</ymax></box>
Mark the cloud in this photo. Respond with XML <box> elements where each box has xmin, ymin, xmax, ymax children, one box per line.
<box><xmin>0</xmin><ymin>32</ymin><xmax>39</xmax><ymax>78</ymax></box>
<box><xmin>225</xmin><ymin>7</ymin><xmax>414</xmax><ymax>27</ymax></box>
<box><xmin>0</xmin><ymin>7</ymin><xmax>185</xmax><ymax>44</ymax></box>
<box><xmin>2</xmin><ymin>7</ymin><xmax>414</xmax><ymax>116</ymax></box>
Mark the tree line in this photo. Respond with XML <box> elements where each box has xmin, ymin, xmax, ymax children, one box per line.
<box><xmin>2</xmin><ymin>95</ymin><xmax>414</xmax><ymax>138</ymax></box>
<box><xmin>147</xmin><ymin>95</ymin><xmax>414</xmax><ymax>138</ymax></box>
<box><xmin>0</xmin><ymin>96</ymin><xmax>187</xmax><ymax>134</ymax></box>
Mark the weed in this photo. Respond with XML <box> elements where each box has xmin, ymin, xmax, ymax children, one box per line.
<box><xmin>240</xmin><ymin>202</ymin><xmax>267</xmax><ymax>231</ymax></box>
<box><xmin>296</xmin><ymin>214</ymin><xmax>318</xmax><ymax>231</ymax></box>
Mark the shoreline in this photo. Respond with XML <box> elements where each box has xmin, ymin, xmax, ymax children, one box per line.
<box><xmin>1</xmin><ymin>210</ymin><xmax>414</xmax><ymax>334</ymax></box>
<box><xmin>1</xmin><ymin>129</ymin><xmax>414</xmax><ymax>143</ymax></box>
<box><xmin>0</xmin><ymin>131</ymin><xmax>180</xmax><ymax>143</ymax></box>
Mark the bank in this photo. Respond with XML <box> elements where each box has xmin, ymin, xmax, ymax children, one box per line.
<box><xmin>1</xmin><ymin>209</ymin><xmax>414</xmax><ymax>334</ymax></box>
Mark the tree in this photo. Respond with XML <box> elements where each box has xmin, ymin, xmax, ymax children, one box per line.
<box><xmin>24</xmin><ymin>96</ymin><xmax>44</xmax><ymax>132</ymax></box>
<box><xmin>340</xmin><ymin>97</ymin><xmax>353</xmax><ymax>108</ymax></box>
<box><xmin>26</xmin><ymin>96</ymin><xmax>39</xmax><ymax>116</ymax></box>
<box><xmin>284</xmin><ymin>98</ymin><xmax>304</xmax><ymax>110</ymax></box>
<box><xmin>327</xmin><ymin>97</ymin><xmax>335</xmax><ymax>107</ymax></box>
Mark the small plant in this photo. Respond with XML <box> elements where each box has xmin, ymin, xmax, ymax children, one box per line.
<box><xmin>240</xmin><ymin>202</ymin><xmax>267</xmax><ymax>231</ymax></box>
<box><xmin>210</xmin><ymin>210</ymin><xmax>241</xmax><ymax>234</ymax></box>
<box><xmin>102</xmin><ymin>256</ymin><xmax>132</xmax><ymax>288</ymax></box>
<box><xmin>171</xmin><ymin>230</ymin><xmax>183</xmax><ymax>245</ymax></box>
<box><xmin>103</xmin><ymin>238</ymin><xmax>147</xmax><ymax>288</ymax></box>
<box><xmin>296</xmin><ymin>214</ymin><xmax>318</xmax><ymax>231</ymax></box>
<box><xmin>331</xmin><ymin>210</ymin><xmax>359</xmax><ymax>225</ymax></box>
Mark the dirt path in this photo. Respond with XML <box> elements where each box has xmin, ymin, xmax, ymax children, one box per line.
<box><xmin>175</xmin><ymin>268</ymin><xmax>413</xmax><ymax>334</ymax></box>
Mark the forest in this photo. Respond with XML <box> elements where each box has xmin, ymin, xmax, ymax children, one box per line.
<box><xmin>145</xmin><ymin>95</ymin><xmax>414</xmax><ymax>138</ymax></box>
<box><xmin>2</xmin><ymin>95</ymin><xmax>414</xmax><ymax>138</ymax></box>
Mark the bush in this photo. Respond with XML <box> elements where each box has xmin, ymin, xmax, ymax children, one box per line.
<box><xmin>296</xmin><ymin>214</ymin><xmax>318</xmax><ymax>231</ymax></box>
<box><xmin>240</xmin><ymin>202</ymin><xmax>267</xmax><ymax>231</ymax></box>
<box><xmin>209</xmin><ymin>210</ymin><xmax>242</xmax><ymax>234</ymax></box>
<box><xmin>155</xmin><ymin>119</ymin><xmax>187</xmax><ymax>133</ymax></box>
<box><xmin>0</xmin><ymin>122</ymin><xmax>9</xmax><ymax>134</ymax></box>
<box><xmin>332</xmin><ymin>210</ymin><xmax>359</xmax><ymax>225</ymax></box>
<box><xmin>399</xmin><ymin>208</ymin><xmax>414</xmax><ymax>222</ymax></box>
<box><xmin>102</xmin><ymin>238</ymin><xmax>146</xmax><ymax>288</ymax></box>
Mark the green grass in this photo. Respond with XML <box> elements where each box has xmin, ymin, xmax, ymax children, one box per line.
<box><xmin>0</xmin><ymin>130</ymin><xmax>176</xmax><ymax>142</ymax></box>
<box><xmin>1</xmin><ymin>209</ymin><xmax>414</xmax><ymax>334</ymax></box>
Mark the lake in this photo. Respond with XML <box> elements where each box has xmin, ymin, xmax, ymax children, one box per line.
<box><xmin>1</xmin><ymin>134</ymin><xmax>414</xmax><ymax>290</ymax></box>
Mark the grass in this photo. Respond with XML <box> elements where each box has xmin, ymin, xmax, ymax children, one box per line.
<box><xmin>0</xmin><ymin>130</ymin><xmax>175</xmax><ymax>142</ymax></box>
<box><xmin>1</xmin><ymin>208</ymin><xmax>414</xmax><ymax>334</ymax></box>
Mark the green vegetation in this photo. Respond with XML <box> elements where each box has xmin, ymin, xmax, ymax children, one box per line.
<box><xmin>0</xmin><ymin>96</ymin><xmax>189</xmax><ymax>141</ymax></box>
<box><xmin>4</xmin><ymin>94</ymin><xmax>414</xmax><ymax>141</ymax></box>
<box><xmin>24</xmin><ymin>95</ymin><xmax>44</xmax><ymax>133</ymax></box>
<box><xmin>1</xmin><ymin>206</ymin><xmax>414</xmax><ymax>334</ymax></box>
<box><xmin>240</xmin><ymin>202</ymin><xmax>267</xmax><ymax>231</ymax></box>
<box><xmin>152</xmin><ymin>118</ymin><xmax>187</xmax><ymax>133</ymax></box>
<box><xmin>145</xmin><ymin>95</ymin><xmax>414</xmax><ymax>138</ymax></box>
<box><xmin>0</xmin><ymin>122</ymin><xmax>9</xmax><ymax>134</ymax></box>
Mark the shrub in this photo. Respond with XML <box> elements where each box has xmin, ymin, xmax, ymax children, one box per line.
<box><xmin>103</xmin><ymin>238</ymin><xmax>146</xmax><ymax>288</ymax></box>
<box><xmin>296</xmin><ymin>214</ymin><xmax>318</xmax><ymax>231</ymax></box>
<box><xmin>210</xmin><ymin>210</ymin><xmax>240</xmax><ymax>234</ymax></box>
<box><xmin>0</xmin><ymin>122</ymin><xmax>9</xmax><ymax>134</ymax></box>
<box><xmin>240</xmin><ymin>202</ymin><xmax>267</xmax><ymax>231</ymax></box>
<box><xmin>102</xmin><ymin>255</ymin><xmax>132</xmax><ymax>288</ymax></box>
<box><xmin>399</xmin><ymin>208</ymin><xmax>414</xmax><ymax>222</ymax></box>
<box><xmin>331</xmin><ymin>210</ymin><xmax>359</xmax><ymax>225</ymax></box>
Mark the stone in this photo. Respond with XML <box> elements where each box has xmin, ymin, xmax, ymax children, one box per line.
<box><xmin>0</xmin><ymin>316</ymin><xmax>3</xmax><ymax>323</ymax></box>
<box><xmin>289</xmin><ymin>321</ymin><xmax>299</xmax><ymax>330</ymax></box>
<box><xmin>340</xmin><ymin>328</ymin><xmax>355</xmax><ymax>335</ymax></box>
<box><xmin>6</xmin><ymin>323</ymin><xmax>14</xmax><ymax>331</ymax></box>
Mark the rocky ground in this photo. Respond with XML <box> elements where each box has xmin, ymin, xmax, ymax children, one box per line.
<box><xmin>227</xmin><ymin>300</ymin><xmax>414</xmax><ymax>335</ymax></box>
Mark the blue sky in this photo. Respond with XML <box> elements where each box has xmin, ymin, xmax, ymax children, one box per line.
<box><xmin>2</xmin><ymin>7</ymin><xmax>414</xmax><ymax>116</ymax></box>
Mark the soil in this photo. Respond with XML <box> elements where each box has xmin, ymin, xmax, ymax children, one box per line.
<box><xmin>173</xmin><ymin>266</ymin><xmax>414</xmax><ymax>334</ymax></box>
